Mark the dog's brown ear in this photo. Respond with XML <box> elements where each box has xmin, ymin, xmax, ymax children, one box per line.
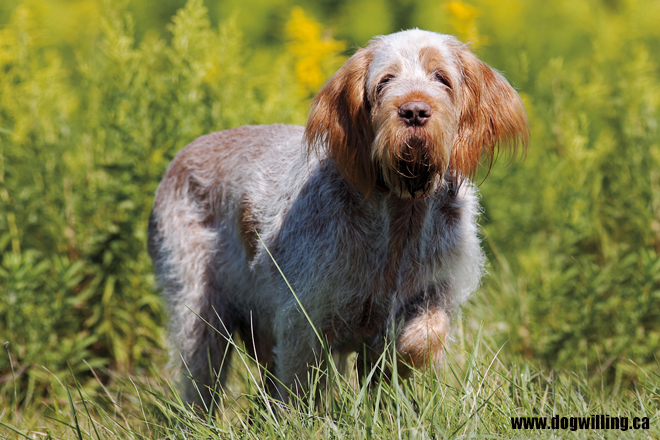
<box><xmin>304</xmin><ymin>47</ymin><xmax>376</xmax><ymax>195</ymax></box>
<box><xmin>451</xmin><ymin>45</ymin><xmax>529</xmax><ymax>181</ymax></box>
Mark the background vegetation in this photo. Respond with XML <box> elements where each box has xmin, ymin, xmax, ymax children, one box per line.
<box><xmin>1</xmin><ymin>0</ymin><xmax>660</xmax><ymax>437</ymax></box>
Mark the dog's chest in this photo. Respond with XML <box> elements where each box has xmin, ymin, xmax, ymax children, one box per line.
<box><xmin>271</xmin><ymin>174</ymin><xmax>464</xmax><ymax>297</ymax></box>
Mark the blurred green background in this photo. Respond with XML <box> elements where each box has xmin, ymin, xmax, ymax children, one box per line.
<box><xmin>1</xmin><ymin>0</ymin><xmax>659</xmax><ymax>410</ymax></box>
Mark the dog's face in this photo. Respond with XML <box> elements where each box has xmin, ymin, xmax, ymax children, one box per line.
<box><xmin>366</xmin><ymin>34</ymin><xmax>461</xmax><ymax>198</ymax></box>
<box><xmin>305</xmin><ymin>29</ymin><xmax>529</xmax><ymax>199</ymax></box>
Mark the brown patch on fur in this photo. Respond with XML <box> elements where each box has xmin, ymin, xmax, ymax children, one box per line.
<box><xmin>419</xmin><ymin>46</ymin><xmax>452</xmax><ymax>88</ymax></box>
<box><xmin>384</xmin><ymin>199</ymin><xmax>429</xmax><ymax>288</ymax></box>
<box><xmin>388</xmin><ymin>91</ymin><xmax>447</xmax><ymax>127</ymax></box>
<box><xmin>238</xmin><ymin>196</ymin><xmax>258</xmax><ymax>259</ymax></box>
<box><xmin>396</xmin><ymin>305</ymin><xmax>449</xmax><ymax>375</ymax></box>
<box><xmin>304</xmin><ymin>46</ymin><xmax>377</xmax><ymax>197</ymax></box>
<box><xmin>451</xmin><ymin>43</ymin><xmax>529</xmax><ymax>182</ymax></box>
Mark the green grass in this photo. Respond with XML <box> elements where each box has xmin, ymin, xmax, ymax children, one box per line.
<box><xmin>4</xmin><ymin>309</ymin><xmax>660</xmax><ymax>439</ymax></box>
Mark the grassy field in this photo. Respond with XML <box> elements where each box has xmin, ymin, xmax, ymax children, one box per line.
<box><xmin>2</xmin><ymin>0</ymin><xmax>660</xmax><ymax>437</ymax></box>
<box><xmin>4</xmin><ymin>316</ymin><xmax>660</xmax><ymax>439</ymax></box>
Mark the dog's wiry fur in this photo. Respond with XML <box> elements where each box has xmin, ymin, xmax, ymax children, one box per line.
<box><xmin>148</xmin><ymin>29</ymin><xmax>529</xmax><ymax>407</ymax></box>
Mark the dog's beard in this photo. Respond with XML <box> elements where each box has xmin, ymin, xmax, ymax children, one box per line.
<box><xmin>392</xmin><ymin>134</ymin><xmax>436</xmax><ymax>195</ymax></box>
<box><xmin>375</xmin><ymin>129</ymin><xmax>448</xmax><ymax>199</ymax></box>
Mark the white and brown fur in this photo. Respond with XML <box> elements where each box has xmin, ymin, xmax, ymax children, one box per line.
<box><xmin>147</xmin><ymin>29</ymin><xmax>529</xmax><ymax>407</ymax></box>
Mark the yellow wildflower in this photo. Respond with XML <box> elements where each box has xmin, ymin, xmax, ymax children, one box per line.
<box><xmin>285</xmin><ymin>7</ymin><xmax>346</xmax><ymax>95</ymax></box>
<box><xmin>446</xmin><ymin>1</ymin><xmax>488</xmax><ymax>47</ymax></box>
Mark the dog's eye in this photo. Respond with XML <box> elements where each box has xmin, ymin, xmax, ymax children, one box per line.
<box><xmin>433</xmin><ymin>70</ymin><xmax>451</xmax><ymax>89</ymax></box>
<box><xmin>377</xmin><ymin>75</ymin><xmax>394</xmax><ymax>95</ymax></box>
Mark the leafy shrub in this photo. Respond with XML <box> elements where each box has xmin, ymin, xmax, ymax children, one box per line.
<box><xmin>471</xmin><ymin>0</ymin><xmax>660</xmax><ymax>382</ymax></box>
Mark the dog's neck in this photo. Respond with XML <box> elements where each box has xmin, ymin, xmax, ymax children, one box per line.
<box><xmin>374</xmin><ymin>171</ymin><xmax>391</xmax><ymax>195</ymax></box>
<box><xmin>373</xmin><ymin>171</ymin><xmax>456</xmax><ymax>199</ymax></box>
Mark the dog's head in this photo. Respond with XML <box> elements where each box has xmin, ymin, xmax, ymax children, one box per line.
<box><xmin>304</xmin><ymin>29</ymin><xmax>529</xmax><ymax>199</ymax></box>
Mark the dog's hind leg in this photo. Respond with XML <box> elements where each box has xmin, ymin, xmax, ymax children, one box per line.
<box><xmin>178</xmin><ymin>273</ymin><xmax>235</xmax><ymax>411</ymax></box>
<box><xmin>148</xmin><ymin>206</ymin><xmax>234</xmax><ymax>412</ymax></box>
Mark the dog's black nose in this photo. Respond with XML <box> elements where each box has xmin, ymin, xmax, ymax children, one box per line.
<box><xmin>398</xmin><ymin>101</ymin><xmax>433</xmax><ymax>126</ymax></box>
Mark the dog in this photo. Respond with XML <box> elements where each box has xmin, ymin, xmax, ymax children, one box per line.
<box><xmin>147</xmin><ymin>29</ymin><xmax>529</xmax><ymax>408</ymax></box>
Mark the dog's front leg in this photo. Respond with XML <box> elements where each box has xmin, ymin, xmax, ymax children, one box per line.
<box><xmin>270</xmin><ymin>314</ymin><xmax>326</xmax><ymax>403</ymax></box>
<box><xmin>357</xmin><ymin>304</ymin><xmax>450</xmax><ymax>382</ymax></box>
<box><xmin>395</xmin><ymin>304</ymin><xmax>450</xmax><ymax>377</ymax></box>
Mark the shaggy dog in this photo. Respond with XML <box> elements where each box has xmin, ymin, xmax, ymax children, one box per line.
<box><xmin>147</xmin><ymin>29</ymin><xmax>529</xmax><ymax>408</ymax></box>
